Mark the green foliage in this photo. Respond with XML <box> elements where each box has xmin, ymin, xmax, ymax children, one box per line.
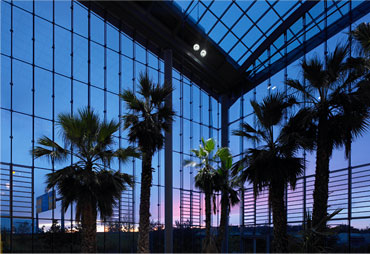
<box><xmin>121</xmin><ymin>72</ymin><xmax>175</xmax><ymax>154</ymax></box>
<box><xmin>31</xmin><ymin>107</ymin><xmax>137</xmax><ymax>221</ymax></box>
<box><xmin>286</xmin><ymin>42</ymin><xmax>370</xmax><ymax>236</ymax></box>
<box><xmin>352</xmin><ymin>22</ymin><xmax>370</xmax><ymax>56</ymax></box>
<box><xmin>233</xmin><ymin>93</ymin><xmax>305</xmax><ymax>195</ymax></box>
<box><xmin>213</xmin><ymin>147</ymin><xmax>240</xmax><ymax>208</ymax></box>
<box><xmin>286</xmin><ymin>44</ymin><xmax>370</xmax><ymax>159</ymax></box>
<box><xmin>233</xmin><ymin>93</ymin><xmax>305</xmax><ymax>252</ymax></box>
<box><xmin>296</xmin><ymin>209</ymin><xmax>343</xmax><ymax>253</ymax></box>
<box><xmin>187</xmin><ymin>138</ymin><xmax>240</xmax><ymax>252</ymax></box>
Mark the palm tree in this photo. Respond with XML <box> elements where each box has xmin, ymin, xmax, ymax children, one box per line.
<box><xmin>213</xmin><ymin>148</ymin><xmax>239</xmax><ymax>252</ymax></box>
<box><xmin>120</xmin><ymin>72</ymin><xmax>175</xmax><ymax>253</ymax></box>
<box><xmin>351</xmin><ymin>23</ymin><xmax>370</xmax><ymax>102</ymax></box>
<box><xmin>32</xmin><ymin>108</ymin><xmax>137</xmax><ymax>253</ymax></box>
<box><xmin>233</xmin><ymin>93</ymin><xmax>304</xmax><ymax>253</ymax></box>
<box><xmin>186</xmin><ymin>138</ymin><xmax>218</xmax><ymax>253</ymax></box>
<box><xmin>352</xmin><ymin>22</ymin><xmax>370</xmax><ymax>56</ymax></box>
<box><xmin>286</xmin><ymin>44</ymin><xmax>370</xmax><ymax>242</ymax></box>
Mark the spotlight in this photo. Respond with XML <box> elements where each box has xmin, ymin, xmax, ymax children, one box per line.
<box><xmin>271</xmin><ymin>86</ymin><xmax>276</xmax><ymax>90</ymax></box>
<box><xmin>200</xmin><ymin>49</ymin><xmax>207</xmax><ymax>57</ymax></box>
<box><xmin>193</xmin><ymin>43</ymin><xmax>200</xmax><ymax>51</ymax></box>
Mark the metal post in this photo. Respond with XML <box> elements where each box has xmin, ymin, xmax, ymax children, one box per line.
<box><xmin>303</xmin><ymin>13</ymin><xmax>307</xmax><ymax>229</ymax></box>
<box><xmin>132</xmin><ymin>34</ymin><xmax>137</xmax><ymax>253</ymax></box>
<box><xmin>32</xmin><ymin>0</ymin><xmax>35</xmax><ymax>251</ymax></box>
<box><xmin>221</xmin><ymin>96</ymin><xmax>229</xmax><ymax>157</ymax></box>
<box><xmin>70</xmin><ymin>1</ymin><xmax>74</xmax><ymax>251</ymax></box>
<box><xmin>252</xmin><ymin>65</ymin><xmax>257</xmax><ymax>254</ymax></box>
<box><xmin>87</xmin><ymin>5</ymin><xmax>91</xmax><ymax>109</ymax></box>
<box><xmin>240</xmin><ymin>91</ymin><xmax>245</xmax><ymax>253</ymax></box>
<box><xmin>9</xmin><ymin>0</ymin><xmax>14</xmax><ymax>251</ymax></box>
<box><xmin>164</xmin><ymin>49</ymin><xmax>173</xmax><ymax>253</ymax></box>
<box><xmin>348</xmin><ymin>2</ymin><xmax>353</xmax><ymax>252</ymax></box>
<box><xmin>221</xmin><ymin>96</ymin><xmax>229</xmax><ymax>252</ymax></box>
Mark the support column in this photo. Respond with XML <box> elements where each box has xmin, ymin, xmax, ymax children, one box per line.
<box><xmin>164</xmin><ymin>49</ymin><xmax>173</xmax><ymax>253</ymax></box>
<box><xmin>221</xmin><ymin>96</ymin><xmax>229</xmax><ymax>148</ymax></box>
<box><xmin>221</xmin><ymin>96</ymin><xmax>229</xmax><ymax>252</ymax></box>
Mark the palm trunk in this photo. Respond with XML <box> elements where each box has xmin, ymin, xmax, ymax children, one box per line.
<box><xmin>138</xmin><ymin>152</ymin><xmax>153</xmax><ymax>253</ymax></box>
<box><xmin>81</xmin><ymin>203</ymin><xmax>97</xmax><ymax>253</ymax></box>
<box><xmin>205</xmin><ymin>191</ymin><xmax>211</xmax><ymax>242</ymax></box>
<box><xmin>271</xmin><ymin>183</ymin><xmax>288</xmax><ymax>253</ymax></box>
<box><xmin>312</xmin><ymin>115</ymin><xmax>331</xmax><ymax>246</ymax></box>
<box><xmin>201</xmin><ymin>191</ymin><xmax>217</xmax><ymax>253</ymax></box>
<box><xmin>216</xmin><ymin>191</ymin><xmax>228</xmax><ymax>252</ymax></box>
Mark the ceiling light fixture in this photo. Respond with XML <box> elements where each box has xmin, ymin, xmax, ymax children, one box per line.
<box><xmin>200</xmin><ymin>49</ymin><xmax>207</xmax><ymax>57</ymax></box>
<box><xmin>193</xmin><ymin>43</ymin><xmax>200</xmax><ymax>51</ymax></box>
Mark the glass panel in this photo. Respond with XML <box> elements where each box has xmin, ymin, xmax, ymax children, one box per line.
<box><xmin>198</xmin><ymin>11</ymin><xmax>217</xmax><ymax>34</ymax></box>
<box><xmin>73</xmin><ymin>2</ymin><xmax>88</xmax><ymax>37</ymax></box>
<box><xmin>1</xmin><ymin>1</ymin><xmax>11</xmax><ymax>56</ymax></box>
<box><xmin>35</xmin><ymin>68</ymin><xmax>52</xmax><ymax>119</ymax></box>
<box><xmin>13</xmin><ymin>7</ymin><xmax>33</xmax><ymax>64</ymax></box>
<box><xmin>222</xmin><ymin>3</ymin><xmax>242</xmax><ymax>28</ymax></box>
<box><xmin>55</xmin><ymin>0</ymin><xmax>71</xmax><ymax>29</ymax></box>
<box><xmin>55</xmin><ymin>26</ymin><xmax>71</xmax><ymax>77</ymax></box>
<box><xmin>35</xmin><ymin>1</ymin><xmax>52</xmax><ymax>22</ymax></box>
<box><xmin>1</xmin><ymin>110</ymin><xmax>11</xmax><ymax>163</ymax></box>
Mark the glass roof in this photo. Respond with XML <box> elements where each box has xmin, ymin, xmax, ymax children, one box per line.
<box><xmin>172</xmin><ymin>0</ymin><xmax>366</xmax><ymax>77</ymax></box>
<box><xmin>174</xmin><ymin>0</ymin><xmax>302</xmax><ymax>66</ymax></box>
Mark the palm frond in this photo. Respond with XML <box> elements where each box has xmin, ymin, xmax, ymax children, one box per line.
<box><xmin>137</xmin><ymin>72</ymin><xmax>153</xmax><ymax>99</ymax></box>
<box><xmin>121</xmin><ymin>71</ymin><xmax>175</xmax><ymax>154</ymax></box>
<box><xmin>151</xmin><ymin>82</ymin><xmax>174</xmax><ymax>106</ymax></box>
<box><xmin>120</xmin><ymin>90</ymin><xmax>146</xmax><ymax>112</ymax></box>
<box><xmin>114</xmin><ymin>146</ymin><xmax>141</xmax><ymax>163</ymax></box>
<box><xmin>286</xmin><ymin>79</ymin><xmax>315</xmax><ymax>102</ymax></box>
<box><xmin>183</xmin><ymin>159</ymin><xmax>201</xmax><ymax>168</ymax></box>
<box><xmin>352</xmin><ymin>22</ymin><xmax>370</xmax><ymax>55</ymax></box>
<box><xmin>32</xmin><ymin>136</ymin><xmax>68</xmax><ymax>162</ymax></box>
<box><xmin>203</xmin><ymin>138</ymin><xmax>216</xmax><ymax>153</ymax></box>
<box><xmin>279</xmin><ymin>107</ymin><xmax>317</xmax><ymax>153</ymax></box>
<box><xmin>302</xmin><ymin>57</ymin><xmax>327</xmax><ymax>89</ymax></box>
<box><xmin>326</xmin><ymin>44</ymin><xmax>348</xmax><ymax>85</ymax></box>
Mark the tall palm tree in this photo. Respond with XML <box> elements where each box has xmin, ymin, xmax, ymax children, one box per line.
<box><xmin>186</xmin><ymin>138</ymin><xmax>218</xmax><ymax>253</ymax></box>
<box><xmin>32</xmin><ymin>108</ymin><xmax>137</xmax><ymax>253</ymax></box>
<box><xmin>233</xmin><ymin>93</ymin><xmax>304</xmax><ymax>253</ymax></box>
<box><xmin>286</xmin><ymin>44</ymin><xmax>370</xmax><ymax>242</ymax></box>
<box><xmin>121</xmin><ymin>72</ymin><xmax>175</xmax><ymax>253</ymax></box>
<box><xmin>352</xmin><ymin>22</ymin><xmax>370</xmax><ymax>56</ymax></box>
<box><xmin>351</xmin><ymin>23</ymin><xmax>370</xmax><ymax>102</ymax></box>
<box><xmin>213</xmin><ymin>148</ymin><xmax>239</xmax><ymax>252</ymax></box>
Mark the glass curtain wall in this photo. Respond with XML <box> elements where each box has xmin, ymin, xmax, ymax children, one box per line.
<box><xmin>0</xmin><ymin>0</ymin><xmax>220</xmax><ymax>252</ymax></box>
<box><xmin>1</xmin><ymin>0</ymin><xmax>370</xmax><ymax>253</ymax></box>
<box><xmin>229</xmin><ymin>4</ymin><xmax>370</xmax><ymax>252</ymax></box>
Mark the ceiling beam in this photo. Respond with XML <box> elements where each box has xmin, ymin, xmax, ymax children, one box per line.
<box><xmin>229</xmin><ymin>0</ymin><xmax>370</xmax><ymax>105</ymax></box>
<box><xmin>238</xmin><ymin>1</ymin><xmax>318</xmax><ymax>74</ymax></box>
<box><xmin>79</xmin><ymin>1</ymin><xmax>248</xmax><ymax>101</ymax></box>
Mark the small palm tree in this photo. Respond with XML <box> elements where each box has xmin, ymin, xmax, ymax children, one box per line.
<box><xmin>32</xmin><ymin>108</ymin><xmax>137</xmax><ymax>253</ymax></box>
<box><xmin>213</xmin><ymin>148</ymin><xmax>240</xmax><ymax>252</ymax></box>
<box><xmin>120</xmin><ymin>72</ymin><xmax>175</xmax><ymax>253</ymax></box>
<box><xmin>233</xmin><ymin>93</ymin><xmax>304</xmax><ymax>253</ymax></box>
<box><xmin>286</xmin><ymin>44</ymin><xmax>370</xmax><ymax>241</ymax></box>
<box><xmin>186</xmin><ymin>138</ymin><xmax>218</xmax><ymax>253</ymax></box>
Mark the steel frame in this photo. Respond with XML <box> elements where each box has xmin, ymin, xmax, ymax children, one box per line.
<box><xmin>1</xmin><ymin>0</ymin><xmax>370</xmax><ymax>253</ymax></box>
